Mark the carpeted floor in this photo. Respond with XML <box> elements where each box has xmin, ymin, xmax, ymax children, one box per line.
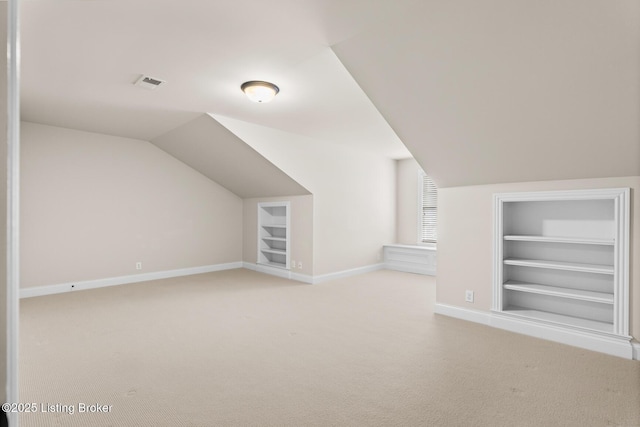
<box><xmin>18</xmin><ymin>269</ymin><xmax>640</xmax><ymax>426</ymax></box>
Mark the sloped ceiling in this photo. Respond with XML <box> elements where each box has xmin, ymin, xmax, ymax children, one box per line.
<box><xmin>151</xmin><ymin>114</ymin><xmax>309</xmax><ymax>198</ymax></box>
<box><xmin>334</xmin><ymin>0</ymin><xmax>640</xmax><ymax>187</ymax></box>
<box><xmin>19</xmin><ymin>0</ymin><xmax>640</xmax><ymax>189</ymax></box>
<box><xmin>20</xmin><ymin>0</ymin><xmax>410</xmax><ymax>159</ymax></box>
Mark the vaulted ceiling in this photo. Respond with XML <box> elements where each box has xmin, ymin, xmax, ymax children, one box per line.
<box><xmin>151</xmin><ymin>114</ymin><xmax>309</xmax><ymax>198</ymax></box>
<box><xmin>333</xmin><ymin>0</ymin><xmax>640</xmax><ymax>187</ymax></box>
<box><xmin>19</xmin><ymin>0</ymin><xmax>640</xmax><ymax>188</ymax></box>
<box><xmin>20</xmin><ymin>0</ymin><xmax>411</xmax><ymax>161</ymax></box>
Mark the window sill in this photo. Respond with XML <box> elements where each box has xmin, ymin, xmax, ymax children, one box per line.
<box><xmin>384</xmin><ymin>243</ymin><xmax>437</xmax><ymax>251</ymax></box>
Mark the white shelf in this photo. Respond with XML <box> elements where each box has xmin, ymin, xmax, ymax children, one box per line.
<box><xmin>262</xmin><ymin>236</ymin><xmax>286</xmax><ymax>242</ymax></box>
<box><xmin>502</xmin><ymin>307</ymin><xmax>614</xmax><ymax>334</ymax></box>
<box><xmin>503</xmin><ymin>281</ymin><xmax>613</xmax><ymax>304</ymax></box>
<box><xmin>503</xmin><ymin>258</ymin><xmax>614</xmax><ymax>275</ymax></box>
<box><xmin>503</xmin><ymin>235</ymin><xmax>614</xmax><ymax>246</ymax></box>
<box><xmin>261</xmin><ymin>224</ymin><xmax>287</xmax><ymax>229</ymax></box>
<box><xmin>261</xmin><ymin>248</ymin><xmax>287</xmax><ymax>255</ymax></box>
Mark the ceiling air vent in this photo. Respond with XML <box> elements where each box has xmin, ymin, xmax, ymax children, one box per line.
<box><xmin>134</xmin><ymin>75</ymin><xmax>166</xmax><ymax>90</ymax></box>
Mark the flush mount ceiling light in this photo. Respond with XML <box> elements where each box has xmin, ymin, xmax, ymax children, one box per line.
<box><xmin>241</xmin><ymin>80</ymin><xmax>280</xmax><ymax>103</ymax></box>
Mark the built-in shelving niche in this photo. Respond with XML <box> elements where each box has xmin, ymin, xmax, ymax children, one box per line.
<box><xmin>257</xmin><ymin>202</ymin><xmax>290</xmax><ymax>270</ymax></box>
<box><xmin>492</xmin><ymin>188</ymin><xmax>631</xmax><ymax>356</ymax></box>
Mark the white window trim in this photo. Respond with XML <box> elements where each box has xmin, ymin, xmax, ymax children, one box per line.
<box><xmin>417</xmin><ymin>170</ymin><xmax>437</xmax><ymax>247</ymax></box>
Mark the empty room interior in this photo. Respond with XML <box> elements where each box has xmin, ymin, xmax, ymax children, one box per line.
<box><xmin>2</xmin><ymin>0</ymin><xmax>640</xmax><ymax>426</ymax></box>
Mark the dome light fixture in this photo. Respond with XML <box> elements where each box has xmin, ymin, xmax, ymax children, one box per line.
<box><xmin>241</xmin><ymin>80</ymin><xmax>280</xmax><ymax>103</ymax></box>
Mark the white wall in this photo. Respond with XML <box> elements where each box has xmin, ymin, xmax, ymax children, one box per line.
<box><xmin>0</xmin><ymin>2</ymin><xmax>7</xmax><ymax>406</ymax></box>
<box><xmin>396</xmin><ymin>158</ymin><xmax>421</xmax><ymax>245</ymax></box>
<box><xmin>215</xmin><ymin>115</ymin><xmax>396</xmax><ymax>276</ymax></box>
<box><xmin>437</xmin><ymin>176</ymin><xmax>640</xmax><ymax>340</ymax></box>
<box><xmin>20</xmin><ymin>122</ymin><xmax>243</xmax><ymax>288</ymax></box>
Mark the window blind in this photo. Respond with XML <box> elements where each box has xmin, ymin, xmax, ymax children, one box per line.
<box><xmin>421</xmin><ymin>173</ymin><xmax>437</xmax><ymax>243</ymax></box>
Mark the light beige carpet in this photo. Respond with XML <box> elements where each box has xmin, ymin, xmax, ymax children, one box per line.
<box><xmin>19</xmin><ymin>269</ymin><xmax>640</xmax><ymax>426</ymax></box>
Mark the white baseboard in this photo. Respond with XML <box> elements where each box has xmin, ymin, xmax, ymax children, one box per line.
<box><xmin>242</xmin><ymin>262</ymin><xmax>384</xmax><ymax>284</ymax></box>
<box><xmin>20</xmin><ymin>262</ymin><xmax>243</xmax><ymax>299</ymax></box>
<box><xmin>311</xmin><ymin>263</ymin><xmax>385</xmax><ymax>284</ymax></box>
<box><xmin>490</xmin><ymin>312</ymin><xmax>633</xmax><ymax>359</ymax></box>
<box><xmin>434</xmin><ymin>303</ymin><xmax>635</xmax><ymax>360</ymax></box>
<box><xmin>434</xmin><ymin>303</ymin><xmax>491</xmax><ymax>325</ymax></box>
<box><xmin>23</xmin><ymin>261</ymin><xmax>389</xmax><ymax>298</ymax></box>
<box><xmin>290</xmin><ymin>271</ymin><xmax>314</xmax><ymax>284</ymax></box>
<box><xmin>242</xmin><ymin>262</ymin><xmax>294</xmax><ymax>280</ymax></box>
<box><xmin>385</xmin><ymin>263</ymin><xmax>436</xmax><ymax>276</ymax></box>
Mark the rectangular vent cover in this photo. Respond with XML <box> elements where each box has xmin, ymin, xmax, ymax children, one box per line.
<box><xmin>134</xmin><ymin>75</ymin><xmax>166</xmax><ymax>90</ymax></box>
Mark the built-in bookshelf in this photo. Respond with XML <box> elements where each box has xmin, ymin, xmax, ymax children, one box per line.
<box><xmin>257</xmin><ymin>202</ymin><xmax>290</xmax><ymax>270</ymax></box>
<box><xmin>492</xmin><ymin>188</ymin><xmax>630</xmax><ymax>354</ymax></box>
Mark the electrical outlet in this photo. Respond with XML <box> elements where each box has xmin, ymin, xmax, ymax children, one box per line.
<box><xmin>298</xmin><ymin>261</ymin><xmax>303</xmax><ymax>269</ymax></box>
<box><xmin>136</xmin><ymin>262</ymin><xmax>142</xmax><ymax>270</ymax></box>
<box><xmin>465</xmin><ymin>290</ymin><xmax>474</xmax><ymax>303</ymax></box>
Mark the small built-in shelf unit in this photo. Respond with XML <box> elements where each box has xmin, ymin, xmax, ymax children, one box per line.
<box><xmin>493</xmin><ymin>188</ymin><xmax>630</xmax><ymax>356</ymax></box>
<box><xmin>257</xmin><ymin>202</ymin><xmax>290</xmax><ymax>270</ymax></box>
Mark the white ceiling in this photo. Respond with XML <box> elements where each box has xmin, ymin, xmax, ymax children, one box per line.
<box><xmin>19</xmin><ymin>1</ymin><xmax>640</xmax><ymax>187</ymax></box>
<box><xmin>20</xmin><ymin>0</ymin><xmax>412</xmax><ymax>159</ymax></box>
<box><xmin>333</xmin><ymin>0</ymin><xmax>640</xmax><ymax>186</ymax></box>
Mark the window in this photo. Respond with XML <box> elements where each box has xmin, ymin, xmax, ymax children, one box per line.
<box><xmin>419</xmin><ymin>171</ymin><xmax>437</xmax><ymax>243</ymax></box>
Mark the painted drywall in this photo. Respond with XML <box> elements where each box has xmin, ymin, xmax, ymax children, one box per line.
<box><xmin>0</xmin><ymin>2</ymin><xmax>7</xmax><ymax>405</ymax></box>
<box><xmin>243</xmin><ymin>195</ymin><xmax>313</xmax><ymax>276</ymax></box>
<box><xmin>215</xmin><ymin>115</ymin><xmax>396</xmax><ymax>276</ymax></box>
<box><xmin>20</xmin><ymin>122</ymin><xmax>243</xmax><ymax>288</ymax></box>
<box><xmin>396</xmin><ymin>158</ymin><xmax>421</xmax><ymax>245</ymax></box>
<box><xmin>151</xmin><ymin>114</ymin><xmax>310</xmax><ymax>198</ymax></box>
<box><xmin>334</xmin><ymin>0</ymin><xmax>640</xmax><ymax>187</ymax></box>
<box><xmin>437</xmin><ymin>176</ymin><xmax>640</xmax><ymax>339</ymax></box>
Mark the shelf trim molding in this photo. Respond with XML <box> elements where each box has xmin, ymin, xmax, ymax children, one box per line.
<box><xmin>500</xmin><ymin>307</ymin><xmax>615</xmax><ymax>334</ymax></box>
<box><xmin>493</xmin><ymin>188</ymin><xmax>630</xmax><ymax>345</ymax></box>
<box><xmin>491</xmin><ymin>310</ymin><xmax>633</xmax><ymax>359</ymax></box>
<box><xmin>614</xmin><ymin>189</ymin><xmax>631</xmax><ymax>337</ymax></box>
<box><xmin>435</xmin><ymin>304</ymin><xmax>634</xmax><ymax>359</ymax></box>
